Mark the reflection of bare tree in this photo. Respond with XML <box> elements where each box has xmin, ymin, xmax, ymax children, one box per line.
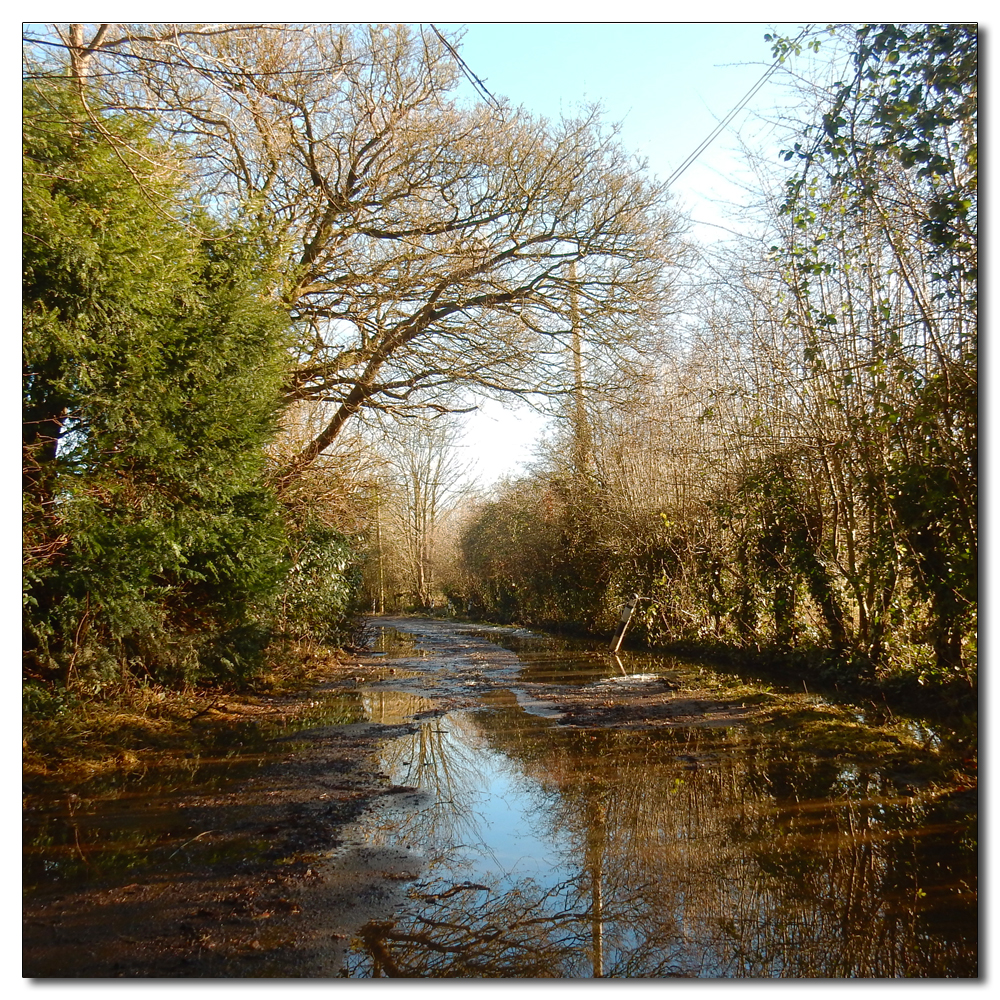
<box><xmin>353</xmin><ymin>879</ymin><xmax>584</xmax><ymax>977</ymax></box>
<box><xmin>373</xmin><ymin>714</ymin><xmax>534</xmax><ymax>868</ymax></box>
<box><xmin>358</xmin><ymin>690</ymin><xmax>435</xmax><ymax>726</ymax></box>
<box><xmin>585</xmin><ymin>794</ymin><xmax>605</xmax><ymax>977</ymax></box>
<box><xmin>346</xmin><ymin>870</ymin><xmax>693</xmax><ymax>978</ymax></box>
<box><xmin>366</xmin><ymin>625</ymin><xmax>419</xmax><ymax>657</ymax></box>
<box><xmin>469</xmin><ymin>700</ymin><xmax>977</xmax><ymax>978</ymax></box>
<box><xmin>341</xmin><ymin>688</ymin><xmax>974</xmax><ymax>977</ymax></box>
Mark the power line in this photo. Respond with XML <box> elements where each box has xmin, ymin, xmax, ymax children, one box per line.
<box><xmin>429</xmin><ymin>24</ymin><xmax>500</xmax><ymax>109</ymax></box>
<box><xmin>664</xmin><ymin>25</ymin><xmax>812</xmax><ymax>190</ymax></box>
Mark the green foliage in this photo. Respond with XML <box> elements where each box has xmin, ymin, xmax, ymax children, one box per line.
<box><xmin>889</xmin><ymin>372</ymin><xmax>977</xmax><ymax>682</ymax></box>
<box><xmin>276</xmin><ymin>522</ymin><xmax>361</xmax><ymax>645</ymax></box>
<box><xmin>776</xmin><ymin>24</ymin><xmax>977</xmax><ymax>301</ymax></box>
<box><xmin>23</xmin><ymin>81</ymin><xmax>292</xmax><ymax>690</ymax></box>
<box><xmin>752</xmin><ymin>23</ymin><xmax>976</xmax><ymax>686</ymax></box>
<box><xmin>460</xmin><ymin>474</ymin><xmax>617</xmax><ymax>630</ymax></box>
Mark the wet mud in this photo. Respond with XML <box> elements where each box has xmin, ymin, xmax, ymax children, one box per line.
<box><xmin>23</xmin><ymin>616</ymin><xmax>977</xmax><ymax>978</ymax></box>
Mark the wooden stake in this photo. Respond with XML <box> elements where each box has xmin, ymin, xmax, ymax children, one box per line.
<box><xmin>610</xmin><ymin>595</ymin><xmax>638</xmax><ymax>654</ymax></box>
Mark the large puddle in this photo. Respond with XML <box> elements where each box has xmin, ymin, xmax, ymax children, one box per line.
<box><xmin>335</xmin><ymin>623</ymin><xmax>977</xmax><ymax>978</ymax></box>
<box><xmin>23</xmin><ymin>619</ymin><xmax>977</xmax><ymax>978</ymax></box>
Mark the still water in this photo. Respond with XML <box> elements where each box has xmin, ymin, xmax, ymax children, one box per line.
<box><xmin>23</xmin><ymin>620</ymin><xmax>977</xmax><ymax>977</ymax></box>
<box><xmin>337</xmin><ymin>625</ymin><xmax>977</xmax><ymax>978</ymax></box>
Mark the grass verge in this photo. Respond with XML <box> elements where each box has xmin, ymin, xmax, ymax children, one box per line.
<box><xmin>22</xmin><ymin>640</ymin><xmax>360</xmax><ymax>790</ymax></box>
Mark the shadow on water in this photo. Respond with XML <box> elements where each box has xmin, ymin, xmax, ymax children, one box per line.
<box><xmin>337</xmin><ymin>629</ymin><xmax>977</xmax><ymax>978</ymax></box>
<box><xmin>22</xmin><ymin>688</ymin><xmax>410</xmax><ymax>896</ymax></box>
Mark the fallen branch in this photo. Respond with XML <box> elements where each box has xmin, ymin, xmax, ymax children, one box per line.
<box><xmin>169</xmin><ymin>830</ymin><xmax>219</xmax><ymax>859</ymax></box>
<box><xmin>187</xmin><ymin>700</ymin><xmax>220</xmax><ymax>721</ymax></box>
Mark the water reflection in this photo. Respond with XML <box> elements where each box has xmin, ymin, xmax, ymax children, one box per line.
<box><xmin>345</xmin><ymin>698</ymin><xmax>976</xmax><ymax>978</ymax></box>
<box><xmin>370</xmin><ymin>710</ymin><xmax>569</xmax><ymax>884</ymax></box>
<box><xmin>367</xmin><ymin>622</ymin><xmax>650</xmax><ymax>686</ymax></box>
<box><xmin>368</xmin><ymin>626</ymin><xmax>423</xmax><ymax>658</ymax></box>
<box><xmin>22</xmin><ymin>689</ymin><xmax>402</xmax><ymax>894</ymax></box>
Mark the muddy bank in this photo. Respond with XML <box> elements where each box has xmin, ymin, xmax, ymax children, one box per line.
<box><xmin>23</xmin><ymin>619</ymin><xmax>529</xmax><ymax>976</ymax></box>
<box><xmin>23</xmin><ymin>615</ymin><xmax>976</xmax><ymax>978</ymax></box>
<box><xmin>23</xmin><ymin>701</ymin><xmax>428</xmax><ymax>975</ymax></box>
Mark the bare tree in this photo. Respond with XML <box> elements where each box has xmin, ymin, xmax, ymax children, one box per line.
<box><xmin>24</xmin><ymin>23</ymin><xmax>682</xmax><ymax>477</ymax></box>
<box><xmin>375</xmin><ymin>416</ymin><xmax>473</xmax><ymax>609</ymax></box>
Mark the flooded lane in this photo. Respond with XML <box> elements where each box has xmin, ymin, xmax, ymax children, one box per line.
<box><xmin>23</xmin><ymin>616</ymin><xmax>977</xmax><ymax>978</ymax></box>
<box><xmin>337</xmin><ymin>618</ymin><xmax>977</xmax><ymax>978</ymax></box>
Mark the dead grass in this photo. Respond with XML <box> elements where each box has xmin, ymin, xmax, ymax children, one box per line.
<box><xmin>22</xmin><ymin>641</ymin><xmax>364</xmax><ymax>787</ymax></box>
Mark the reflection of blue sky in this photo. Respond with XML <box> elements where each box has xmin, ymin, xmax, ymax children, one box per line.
<box><xmin>452</xmin><ymin>747</ymin><xmax>566</xmax><ymax>882</ymax></box>
<box><xmin>380</xmin><ymin>713</ymin><xmax>574</xmax><ymax>888</ymax></box>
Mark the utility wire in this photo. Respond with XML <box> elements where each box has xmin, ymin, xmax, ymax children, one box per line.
<box><xmin>664</xmin><ymin>24</ymin><xmax>812</xmax><ymax>190</ymax></box>
<box><xmin>429</xmin><ymin>24</ymin><xmax>500</xmax><ymax>109</ymax></box>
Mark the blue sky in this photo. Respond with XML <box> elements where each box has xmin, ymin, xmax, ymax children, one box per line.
<box><xmin>441</xmin><ymin>21</ymin><xmax>810</xmax><ymax>242</ymax></box>
<box><xmin>444</xmin><ymin>22</ymin><xmax>814</xmax><ymax>483</ymax></box>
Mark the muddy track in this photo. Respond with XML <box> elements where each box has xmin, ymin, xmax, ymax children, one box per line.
<box><xmin>24</xmin><ymin>615</ymin><xmax>978</xmax><ymax>978</ymax></box>
<box><xmin>26</xmin><ymin>615</ymin><xmax>727</xmax><ymax>978</ymax></box>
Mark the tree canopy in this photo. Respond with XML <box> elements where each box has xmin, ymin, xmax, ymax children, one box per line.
<box><xmin>21</xmin><ymin>23</ymin><xmax>977</xmax><ymax>705</ymax></box>
<box><xmin>23</xmin><ymin>23</ymin><xmax>683</xmax><ymax>474</ymax></box>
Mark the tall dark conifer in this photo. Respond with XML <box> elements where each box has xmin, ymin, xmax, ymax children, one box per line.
<box><xmin>23</xmin><ymin>82</ymin><xmax>291</xmax><ymax>687</ymax></box>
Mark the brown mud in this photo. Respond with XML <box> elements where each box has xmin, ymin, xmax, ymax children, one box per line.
<box><xmin>22</xmin><ymin>615</ymin><xmax>972</xmax><ymax>978</ymax></box>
